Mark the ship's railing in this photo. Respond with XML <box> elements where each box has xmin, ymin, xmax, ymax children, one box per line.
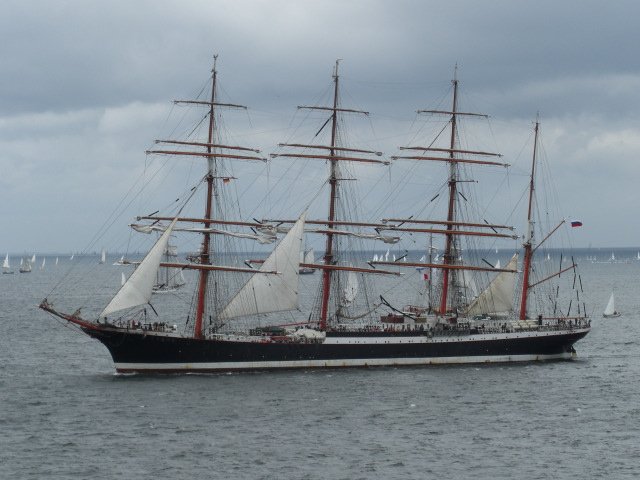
<box><xmin>328</xmin><ymin>317</ymin><xmax>590</xmax><ymax>337</ymax></box>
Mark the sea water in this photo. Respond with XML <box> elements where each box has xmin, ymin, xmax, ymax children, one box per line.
<box><xmin>1</xmin><ymin>252</ymin><xmax>639</xmax><ymax>479</ymax></box>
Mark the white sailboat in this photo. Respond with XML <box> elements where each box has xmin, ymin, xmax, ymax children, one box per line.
<box><xmin>99</xmin><ymin>249</ymin><xmax>106</xmax><ymax>264</ymax></box>
<box><xmin>602</xmin><ymin>292</ymin><xmax>621</xmax><ymax>318</ymax></box>
<box><xmin>19</xmin><ymin>256</ymin><xmax>32</xmax><ymax>273</ymax></box>
<box><xmin>153</xmin><ymin>243</ymin><xmax>187</xmax><ymax>293</ymax></box>
<box><xmin>2</xmin><ymin>253</ymin><xmax>14</xmax><ymax>274</ymax></box>
<box><xmin>41</xmin><ymin>257</ymin><xmax>46</xmax><ymax>270</ymax></box>
<box><xmin>31</xmin><ymin>254</ymin><xmax>36</xmax><ymax>264</ymax></box>
<box><xmin>55</xmin><ymin>257</ymin><xmax>59</xmax><ymax>265</ymax></box>
<box><xmin>299</xmin><ymin>248</ymin><xmax>316</xmax><ymax>274</ymax></box>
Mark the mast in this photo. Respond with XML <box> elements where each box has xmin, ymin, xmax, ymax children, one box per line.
<box><xmin>428</xmin><ymin>233</ymin><xmax>434</xmax><ymax>312</ymax></box>
<box><xmin>273</xmin><ymin>62</ymin><xmax>387</xmax><ymax>329</ymax></box>
<box><xmin>519</xmin><ymin>118</ymin><xmax>539</xmax><ymax>320</ymax></box>
<box><xmin>194</xmin><ymin>55</ymin><xmax>218</xmax><ymax>339</ymax></box>
<box><xmin>439</xmin><ymin>73</ymin><xmax>459</xmax><ymax>314</ymax></box>
<box><xmin>319</xmin><ymin>60</ymin><xmax>341</xmax><ymax>330</ymax></box>
<box><xmin>390</xmin><ymin>71</ymin><xmax>507</xmax><ymax>314</ymax></box>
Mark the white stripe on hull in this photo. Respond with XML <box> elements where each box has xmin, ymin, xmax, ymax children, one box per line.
<box><xmin>115</xmin><ymin>352</ymin><xmax>574</xmax><ymax>373</ymax></box>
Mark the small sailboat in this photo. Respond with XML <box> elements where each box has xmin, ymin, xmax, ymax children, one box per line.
<box><xmin>19</xmin><ymin>256</ymin><xmax>32</xmax><ymax>273</ymax></box>
<box><xmin>55</xmin><ymin>257</ymin><xmax>59</xmax><ymax>265</ymax></box>
<box><xmin>31</xmin><ymin>254</ymin><xmax>36</xmax><ymax>264</ymax></box>
<box><xmin>41</xmin><ymin>257</ymin><xmax>46</xmax><ymax>270</ymax></box>
<box><xmin>152</xmin><ymin>243</ymin><xmax>187</xmax><ymax>293</ymax></box>
<box><xmin>602</xmin><ymin>292</ymin><xmax>621</xmax><ymax>318</ymax></box>
<box><xmin>99</xmin><ymin>249</ymin><xmax>106</xmax><ymax>264</ymax></box>
<box><xmin>70</xmin><ymin>254</ymin><xmax>74</xmax><ymax>260</ymax></box>
<box><xmin>299</xmin><ymin>248</ymin><xmax>316</xmax><ymax>274</ymax></box>
<box><xmin>3</xmin><ymin>253</ymin><xmax>14</xmax><ymax>274</ymax></box>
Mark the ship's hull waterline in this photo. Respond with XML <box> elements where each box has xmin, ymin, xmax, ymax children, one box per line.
<box><xmin>82</xmin><ymin>327</ymin><xmax>590</xmax><ymax>374</ymax></box>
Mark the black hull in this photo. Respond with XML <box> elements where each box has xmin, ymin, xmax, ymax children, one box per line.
<box><xmin>83</xmin><ymin>327</ymin><xmax>590</xmax><ymax>373</ymax></box>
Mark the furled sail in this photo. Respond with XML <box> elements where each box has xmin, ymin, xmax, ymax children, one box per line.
<box><xmin>131</xmin><ymin>224</ymin><xmax>276</xmax><ymax>244</ymax></box>
<box><xmin>218</xmin><ymin>213</ymin><xmax>306</xmax><ymax>320</ymax></box>
<box><xmin>101</xmin><ymin>218</ymin><xmax>178</xmax><ymax>317</ymax></box>
<box><xmin>465</xmin><ymin>254</ymin><xmax>518</xmax><ymax>316</ymax></box>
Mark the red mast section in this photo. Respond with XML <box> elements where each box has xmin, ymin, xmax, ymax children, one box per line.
<box><xmin>439</xmin><ymin>76</ymin><xmax>460</xmax><ymax>314</ymax></box>
<box><xmin>193</xmin><ymin>56</ymin><xmax>219</xmax><ymax>339</ymax></box>
<box><xmin>519</xmin><ymin>119</ymin><xmax>540</xmax><ymax>320</ymax></box>
<box><xmin>318</xmin><ymin>60</ymin><xmax>341</xmax><ymax>330</ymax></box>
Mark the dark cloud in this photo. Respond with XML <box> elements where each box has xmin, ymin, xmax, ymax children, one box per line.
<box><xmin>1</xmin><ymin>0</ymin><xmax>639</xmax><ymax>251</ymax></box>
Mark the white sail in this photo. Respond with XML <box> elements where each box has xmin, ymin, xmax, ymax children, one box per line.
<box><xmin>219</xmin><ymin>213</ymin><xmax>306</xmax><ymax>320</ymax></box>
<box><xmin>3</xmin><ymin>254</ymin><xmax>9</xmax><ymax>269</ymax></box>
<box><xmin>342</xmin><ymin>270</ymin><xmax>359</xmax><ymax>305</ymax></box>
<box><xmin>101</xmin><ymin>218</ymin><xmax>178</xmax><ymax>318</ymax></box>
<box><xmin>100</xmin><ymin>249</ymin><xmax>106</xmax><ymax>264</ymax></box>
<box><xmin>466</xmin><ymin>254</ymin><xmax>518</xmax><ymax>316</ymax></box>
<box><xmin>603</xmin><ymin>292</ymin><xmax>616</xmax><ymax>316</ymax></box>
<box><xmin>494</xmin><ymin>259</ymin><xmax>501</xmax><ymax>269</ymax></box>
<box><xmin>373</xmin><ymin>254</ymin><xmax>378</xmax><ymax>262</ymax></box>
<box><xmin>31</xmin><ymin>254</ymin><xmax>36</xmax><ymax>264</ymax></box>
<box><xmin>70</xmin><ymin>254</ymin><xmax>74</xmax><ymax>260</ymax></box>
<box><xmin>41</xmin><ymin>258</ymin><xmax>46</xmax><ymax>269</ymax></box>
<box><xmin>55</xmin><ymin>257</ymin><xmax>59</xmax><ymax>265</ymax></box>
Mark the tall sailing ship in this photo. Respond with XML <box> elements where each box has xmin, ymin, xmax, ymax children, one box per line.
<box><xmin>40</xmin><ymin>59</ymin><xmax>590</xmax><ymax>373</ymax></box>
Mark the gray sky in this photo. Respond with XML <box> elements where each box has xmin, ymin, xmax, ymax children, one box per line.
<box><xmin>2</xmin><ymin>0</ymin><xmax>639</xmax><ymax>253</ymax></box>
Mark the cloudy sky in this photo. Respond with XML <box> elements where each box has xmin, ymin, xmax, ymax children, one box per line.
<box><xmin>1</xmin><ymin>0</ymin><xmax>639</xmax><ymax>254</ymax></box>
